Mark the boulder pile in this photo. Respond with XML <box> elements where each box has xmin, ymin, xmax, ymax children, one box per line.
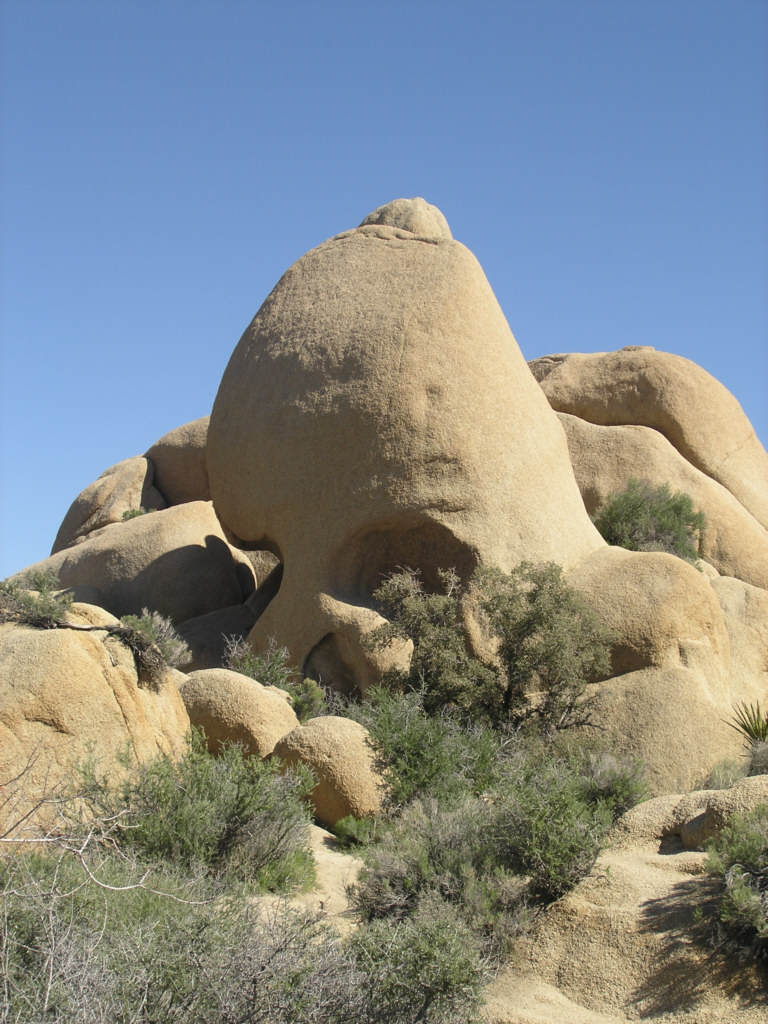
<box><xmin>2</xmin><ymin>198</ymin><xmax>767</xmax><ymax>1020</ymax></box>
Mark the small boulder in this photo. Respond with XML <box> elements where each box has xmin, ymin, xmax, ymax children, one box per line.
<box><xmin>178</xmin><ymin>668</ymin><xmax>299</xmax><ymax>757</ymax></box>
<box><xmin>52</xmin><ymin>457</ymin><xmax>166</xmax><ymax>553</ymax></box>
<box><xmin>272</xmin><ymin>716</ymin><xmax>385</xmax><ymax>827</ymax></box>
<box><xmin>144</xmin><ymin>417</ymin><xmax>211</xmax><ymax>506</ymax></box>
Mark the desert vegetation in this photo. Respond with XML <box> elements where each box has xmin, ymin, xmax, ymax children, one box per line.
<box><xmin>592</xmin><ymin>477</ymin><xmax>705</xmax><ymax>565</ymax></box>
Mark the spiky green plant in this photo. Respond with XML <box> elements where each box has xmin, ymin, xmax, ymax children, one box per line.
<box><xmin>726</xmin><ymin>702</ymin><xmax>768</xmax><ymax>746</ymax></box>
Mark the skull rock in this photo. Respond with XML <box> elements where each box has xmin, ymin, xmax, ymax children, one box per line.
<box><xmin>208</xmin><ymin>198</ymin><xmax>603</xmax><ymax>691</ymax></box>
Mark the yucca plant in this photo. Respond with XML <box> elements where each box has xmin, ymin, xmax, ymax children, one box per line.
<box><xmin>727</xmin><ymin>701</ymin><xmax>768</xmax><ymax>746</ymax></box>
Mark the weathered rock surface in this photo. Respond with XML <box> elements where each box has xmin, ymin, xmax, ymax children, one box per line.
<box><xmin>0</xmin><ymin>605</ymin><xmax>189</xmax><ymax>833</ymax></box>
<box><xmin>530</xmin><ymin>347</ymin><xmax>768</xmax><ymax>531</ymax></box>
<box><xmin>23</xmin><ymin>502</ymin><xmax>255</xmax><ymax>625</ymax></box>
<box><xmin>557</xmin><ymin>412</ymin><xmax>768</xmax><ymax>590</ymax></box>
<box><xmin>51</xmin><ymin>456</ymin><xmax>166</xmax><ymax>553</ymax></box>
<box><xmin>208</xmin><ymin>198</ymin><xmax>603</xmax><ymax>690</ymax></box>
<box><xmin>272</xmin><ymin>716</ymin><xmax>385</xmax><ymax>827</ymax></box>
<box><xmin>144</xmin><ymin>417</ymin><xmax>210</xmax><ymax>506</ymax></box>
<box><xmin>710</xmin><ymin>575</ymin><xmax>768</xmax><ymax>702</ymax></box>
<box><xmin>178</xmin><ymin>667</ymin><xmax>298</xmax><ymax>756</ymax></box>
<box><xmin>484</xmin><ymin>782</ymin><xmax>768</xmax><ymax>1024</ymax></box>
<box><xmin>175</xmin><ymin>603</ymin><xmax>258</xmax><ymax>671</ymax></box>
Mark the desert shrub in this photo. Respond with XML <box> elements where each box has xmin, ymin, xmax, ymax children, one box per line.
<box><xmin>475</xmin><ymin>562</ymin><xmax>612</xmax><ymax>735</ymax></box>
<box><xmin>493</xmin><ymin>753</ymin><xmax>613</xmax><ymax>900</ymax></box>
<box><xmin>0</xmin><ymin>837</ymin><xmax>483</xmax><ymax>1023</ymax></box>
<box><xmin>705</xmin><ymin>757</ymin><xmax>750</xmax><ymax>790</ymax></box>
<box><xmin>349</xmin><ymin>795</ymin><xmax>528</xmax><ymax>957</ymax></box>
<box><xmin>0</xmin><ymin>568</ymin><xmax>73</xmax><ymax>627</ymax></box>
<box><xmin>570</xmin><ymin>748</ymin><xmax>649</xmax><ymax>820</ymax></box>
<box><xmin>365</xmin><ymin>567</ymin><xmax>499</xmax><ymax>717</ymax></box>
<box><xmin>122</xmin><ymin>507</ymin><xmax>148</xmax><ymax>520</ymax></box>
<box><xmin>345</xmin><ymin>686</ymin><xmax>506</xmax><ymax>806</ymax></box>
<box><xmin>706</xmin><ymin>805</ymin><xmax>768</xmax><ymax>961</ymax></box>
<box><xmin>366</xmin><ymin>563</ymin><xmax>612</xmax><ymax>738</ymax></box>
<box><xmin>332</xmin><ymin>814</ymin><xmax>377</xmax><ymax>849</ymax></box>
<box><xmin>351</xmin><ymin>893</ymin><xmax>485</xmax><ymax>1023</ymax></box>
<box><xmin>224</xmin><ymin>634</ymin><xmax>327</xmax><ymax>720</ymax></box>
<box><xmin>592</xmin><ymin>478</ymin><xmax>705</xmax><ymax>565</ymax></box>
<box><xmin>84</xmin><ymin>729</ymin><xmax>315</xmax><ymax>891</ymax></box>
<box><xmin>118</xmin><ymin>607</ymin><xmax>191</xmax><ymax>674</ymax></box>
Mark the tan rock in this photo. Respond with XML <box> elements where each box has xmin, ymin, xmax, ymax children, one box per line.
<box><xmin>530</xmin><ymin>347</ymin><xmax>768</xmax><ymax>530</ymax></box>
<box><xmin>144</xmin><ymin>417</ymin><xmax>211</xmax><ymax>505</ymax></box>
<box><xmin>709</xmin><ymin>575</ymin><xmax>768</xmax><ymax>703</ymax></box>
<box><xmin>0</xmin><ymin>608</ymin><xmax>189</xmax><ymax>834</ymax></box>
<box><xmin>613</xmin><ymin>775</ymin><xmax>768</xmax><ymax>851</ymax></box>
<box><xmin>51</xmin><ymin>457</ymin><xmax>166</xmax><ymax>553</ymax></box>
<box><xmin>557</xmin><ymin>412</ymin><xmax>768</xmax><ymax>590</ymax></box>
<box><xmin>208</xmin><ymin>198</ymin><xmax>603</xmax><ymax>691</ymax></box>
<box><xmin>175</xmin><ymin>604</ymin><xmax>258</xmax><ymax>671</ymax></box>
<box><xmin>486</xmin><ymin>837</ymin><xmax>764</xmax><ymax>1024</ymax></box>
<box><xmin>359</xmin><ymin>196</ymin><xmax>452</xmax><ymax>239</ymax></box>
<box><xmin>568</xmin><ymin>545</ymin><xmax>730</xmax><ymax>678</ymax></box>
<box><xmin>22</xmin><ymin>502</ymin><xmax>255</xmax><ymax>624</ymax></box>
<box><xmin>272</xmin><ymin>716</ymin><xmax>385</xmax><ymax>827</ymax></box>
<box><xmin>178</xmin><ymin>668</ymin><xmax>298</xmax><ymax>757</ymax></box>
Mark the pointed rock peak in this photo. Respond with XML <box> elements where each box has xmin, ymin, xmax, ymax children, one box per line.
<box><xmin>359</xmin><ymin>197</ymin><xmax>452</xmax><ymax>239</ymax></box>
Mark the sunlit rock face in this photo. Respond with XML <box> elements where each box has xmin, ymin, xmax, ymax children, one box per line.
<box><xmin>207</xmin><ymin>198</ymin><xmax>603</xmax><ymax>691</ymax></box>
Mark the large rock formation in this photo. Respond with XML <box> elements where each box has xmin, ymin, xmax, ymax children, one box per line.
<box><xmin>24</xmin><ymin>501</ymin><xmax>256</xmax><ymax>625</ymax></box>
<box><xmin>530</xmin><ymin>347</ymin><xmax>768</xmax><ymax>531</ymax></box>
<box><xmin>0</xmin><ymin>602</ymin><xmax>190</xmax><ymax>833</ymax></box>
<box><xmin>208</xmin><ymin>198</ymin><xmax>604</xmax><ymax>692</ymax></box>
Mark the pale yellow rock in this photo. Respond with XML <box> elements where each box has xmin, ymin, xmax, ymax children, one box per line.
<box><xmin>0</xmin><ymin>609</ymin><xmax>189</xmax><ymax>834</ymax></box>
<box><xmin>359</xmin><ymin>196</ymin><xmax>452</xmax><ymax>239</ymax></box>
<box><xmin>272</xmin><ymin>716</ymin><xmax>385</xmax><ymax>827</ymax></box>
<box><xmin>568</xmin><ymin>545</ymin><xmax>730</xmax><ymax>678</ymax></box>
<box><xmin>51</xmin><ymin>456</ymin><xmax>166</xmax><ymax>553</ymax></box>
<box><xmin>612</xmin><ymin>775</ymin><xmax>768</xmax><ymax>850</ymax></box>
<box><xmin>208</xmin><ymin>199</ymin><xmax>603</xmax><ymax>690</ymax></box>
<box><xmin>144</xmin><ymin>417</ymin><xmax>211</xmax><ymax>505</ymax></box>
<box><xmin>709</xmin><ymin>575</ymin><xmax>768</xmax><ymax>703</ymax></box>
<box><xmin>178</xmin><ymin>668</ymin><xmax>299</xmax><ymax>757</ymax></box>
<box><xmin>486</xmin><ymin>792</ymin><xmax>766</xmax><ymax>1023</ymax></box>
<box><xmin>557</xmin><ymin>412</ymin><xmax>768</xmax><ymax>590</ymax></box>
<box><xmin>21</xmin><ymin>502</ymin><xmax>255</xmax><ymax>625</ymax></box>
<box><xmin>530</xmin><ymin>347</ymin><xmax>768</xmax><ymax>530</ymax></box>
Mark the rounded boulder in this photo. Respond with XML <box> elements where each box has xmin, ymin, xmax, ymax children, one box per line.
<box><xmin>272</xmin><ymin>716</ymin><xmax>385</xmax><ymax>827</ymax></box>
<box><xmin>178</xmin><ymin>667</ymin><xmax>298</xmax><ymax>757</ymax></box>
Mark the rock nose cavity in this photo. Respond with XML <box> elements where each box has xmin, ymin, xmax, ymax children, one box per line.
<box><xmin>359</xmin><ymin>197</ymin><xmax>453</xmax><ymax>239</ymax></box>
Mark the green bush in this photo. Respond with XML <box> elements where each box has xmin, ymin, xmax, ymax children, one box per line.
<box><xmin>365</xmin><ymin>563</ymin><xmax>612</xmax><ymax>738</ymax></box>
<box><xmin>0</xmin><ymin>843</ymin><xmax>484</xmax><ymax>1023</ymax></box>
<box><xmin>592</xmin><ymin>478</ymin><xmax>705</xmax><ymax>565</ymax></box>
<box><xmin>117</xmin><ymin>607</ymin><xmax>191</xmax><ymax>679</ymax></box>
<box><xmin>224</xmin><ymin>634</ymin><xmax>327</xmax><ymax>721</ymax></box>
<box><xmin>349</xmin><ymin>795</ymin><xmax>528</xmax><ymax>957</ymax></box>
<box><xmin>493</xmin><ymin>753</ymin><xmax>613</xmax><ymax>900</ymax></box>
<box><xmin>84</xmin><ymin>729</ymin><xmax>315</xmax><ymax>891</ymax></box>
<box><xmin>122</xmin><ymin>507</ymin><xmax>148</xmax><ymax>520</ymax></box>
<box><xmin>365</xmin><ymin>567</ymin><xmax>498</xmax><ymax>717</ymax></box>
<box><xmin>351</xmin><ymin>894</ymin><xmax>485</xmax><ymax>1023</ymax></box>
<box><xmin>706</xmin><ymin>805</ymin><xmax>768</xmax><ymax>961</ymax></box>
<box><xmin>0</xmin><ymin>569</ymin><xmax>73</xmax><ymax>627</ymax></box>
<box><xmin>476</xmin><ymin>562</ymin><xmax>612</xmax><ymax>735</ymax></box>
<box><xmin>345</xmin><ymin>686</ymin><xmax>505</xmax><ymax>806</ymax></box>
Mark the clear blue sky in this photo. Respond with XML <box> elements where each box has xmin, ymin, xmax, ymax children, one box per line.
<box><xmin>1</xmin><ymin>0</ymin><xmax>766</xmax><ymax>579</ymax></box>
